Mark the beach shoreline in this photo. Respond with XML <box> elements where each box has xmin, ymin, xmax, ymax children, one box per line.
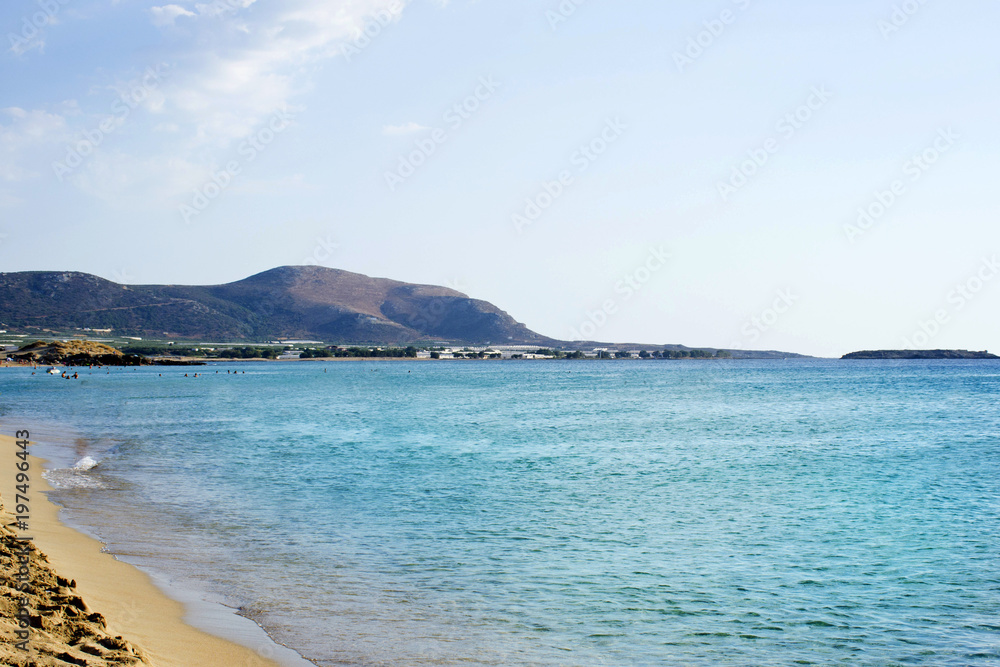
<box><xmin>0</xmin><ymin>433</ymin><xmax>302</xmax><ymax>667</ymax></box>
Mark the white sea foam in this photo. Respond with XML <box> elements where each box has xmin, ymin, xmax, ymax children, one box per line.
<box><xmin>43</xmin><ymin>457</ymin><xmax>105</xmax><ymax>489</ymax></box>
<box><xmin>73</xmin><ymin>455</ymin><xmax>99</xmax><ymax>471</ymax></box>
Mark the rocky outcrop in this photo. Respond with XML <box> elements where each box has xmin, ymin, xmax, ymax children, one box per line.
<box><xmin>10</xmin><ymin>341</ymin><xmax>145</xmax><ymax>366</ymax></box>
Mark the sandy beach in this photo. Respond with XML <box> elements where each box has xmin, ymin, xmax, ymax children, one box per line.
<box><xmin>0</xmin><ymin>434</ymin><xmax>285</xmax><ymax>667</ymax></box>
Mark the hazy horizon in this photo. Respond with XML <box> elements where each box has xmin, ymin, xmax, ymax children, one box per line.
<box><xmin>2</xmin><ymin>0</ymin><xmax>998</xmax><ymax>357</ymax></box>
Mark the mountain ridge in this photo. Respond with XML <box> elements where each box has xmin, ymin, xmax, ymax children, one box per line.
<box><xmin>0</xmin><ymin>266</ymin><xmax>555</xmax><ymax>345</ymax></box>
<box><xmin>0</xmin><ymin>267</ymin><xmax>815</xmax><ymax>357</ymax></box>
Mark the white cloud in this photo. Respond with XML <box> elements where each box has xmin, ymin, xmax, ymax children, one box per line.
<box><xmin>231</xmin><ymin>172</ymin><xmax>313</xmax><ymax>196</ymax></box>
<box><xmin>3</xmin><ymin>1</ymin><xmax>422</xmax><ymax>207</ymax></box>
<box><xmin>9</xmin><ymin>37</ymin><xmax>45</xmax><ymax>57</ymax></box>
<box><xmin>111</xmin><ymin>0</ymin><xmax>416</xmax><ymax>198</ymax></box>
<box><xmin>193</xmin><ymin>0</ymin><xmax>258</xmax><ymax>19</ymax></box>
<box><xmin>150</xmin><ymin>4</ymin><xmax>196</xmax><ymax>26</ymax></box>
<box><xmin>0</xmin><ymin>107</ymin><xmax>71</xmax><ymax>182</ymax></box>
<box><xmin>65</xmin><ymin>150</ymin><xmax>206</xmax><ymax>209</ymax></box>
<box><xmin>143</xmin><ymin>0</ymin><xmax>412</xmax><ymax>152</ymax></box>
<box><xmin>0</xmin><ymin>190</ymin><xmax>24</xmax><ymax>208</ymax></box>
<box><xmin>382</xmin><ymin>122</ymin><xmax>429</xmax><ymax>136</ymax></box>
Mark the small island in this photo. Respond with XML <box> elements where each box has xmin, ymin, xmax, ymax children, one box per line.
<box><xmin>842</xmin><ymin>349</ymin><xmax>998</xmax><ymax>360</ymax></box>
<box><xmin>8</xmin><ymin>341</ymin><xmax>203</xmax><ymax>366</ymax></box>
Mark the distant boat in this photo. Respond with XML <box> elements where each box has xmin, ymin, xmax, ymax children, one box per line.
<box><xmin>46</xmin><ymin>367</ymin><xmax>60</xmax><ymax>374</ymax></box>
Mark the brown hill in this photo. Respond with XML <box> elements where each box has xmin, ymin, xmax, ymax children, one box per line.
<box><xmin>0</xmin><ymin>267</ymin><xmax>554</xmax><ymax>345</ymax></box>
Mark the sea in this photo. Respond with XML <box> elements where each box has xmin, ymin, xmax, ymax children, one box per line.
<box><xmin>1</xmin><ymin>359</ymin><xmax>998</xmax><ymax>666</ymax></box>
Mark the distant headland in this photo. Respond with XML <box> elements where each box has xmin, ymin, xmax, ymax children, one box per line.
<box><xmin>0</xmin><ymin>266</ymin><xmax>809</xmax><ymax>359</ymax></box>
<box><xmin>842</xmin><ymin>350</ymin><xmax>998</xmax><ymax>360</ymax></box>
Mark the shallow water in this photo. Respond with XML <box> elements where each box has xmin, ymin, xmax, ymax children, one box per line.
<box><xmin>2</xmin><ymin>360</ymin><xmax>999</xmax><ymax>665</ymax></box>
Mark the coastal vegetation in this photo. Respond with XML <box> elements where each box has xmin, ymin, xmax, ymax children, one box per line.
<box><xmin>327</xmin><ymin>346</ymin><xmax>419</xmax><ymax>358</ymax></box>
<box><xmin>109</xmin><ymin>344</ymin><xmax>736</xmax><ymax>361</ymax></box>
<box><xmin>525</xmin><ymin>348</ymin><xmax>732</xmax><ymax>360</ymax></box>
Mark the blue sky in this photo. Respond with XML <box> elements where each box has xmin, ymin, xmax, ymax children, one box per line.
<box><xmin>1</xmin><ymin>0</ymin><xmax>998</xmax><ymax>356</ymax></box>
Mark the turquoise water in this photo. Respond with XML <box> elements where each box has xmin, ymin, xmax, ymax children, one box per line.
<box><xmin>2</xmin><ymin>360</ymin><xmax>999</xmax><ymax>666</ymax></box>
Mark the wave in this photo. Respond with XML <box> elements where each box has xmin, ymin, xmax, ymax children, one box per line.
<box><xmin>43</xmin><ymin>456</ymin><xmax>105</xmax><ymax>489</ymax></box>
<box><xmin>73</xmin><ymin>456</ymin><xmax>99</xmax><ymax>471</ymax></box>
